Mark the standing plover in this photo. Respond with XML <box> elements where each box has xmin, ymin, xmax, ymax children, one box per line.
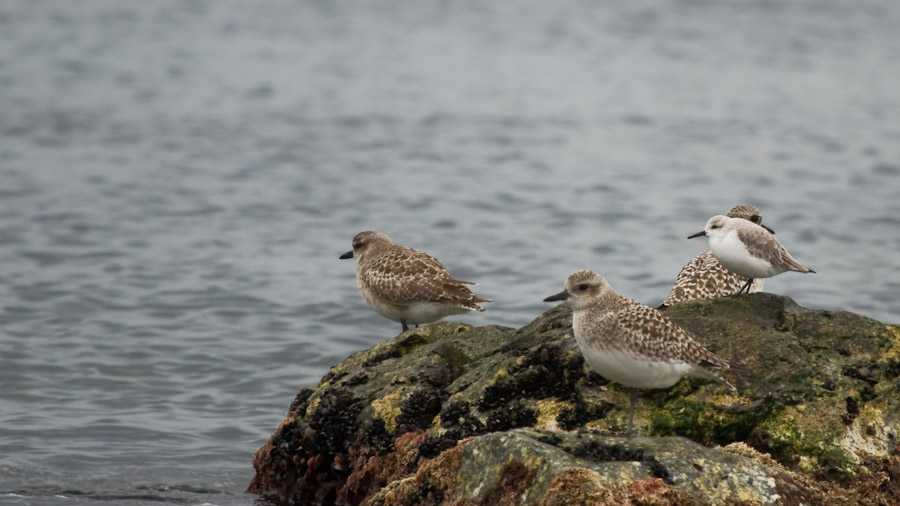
<box><xmin>340</xmin><ymin>231</ymin><xmax>491</xmax><ymax>332</ymax></box>
<box><xmin>658</xmin><ymin>205</ymin><xmax>774</xmax><ymax>309</ymax></box>
<box><xmin>688</xmin><ymin>215</ymin><xmax>815</xmax><ymax>292</ymax></box>
<box><xmin>544</xmin><ymin>270</ymin><xmax>735</xmax><ymax>436</ymax></box>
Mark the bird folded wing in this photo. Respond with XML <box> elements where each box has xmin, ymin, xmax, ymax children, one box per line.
<box><xmin>364</xmin><ymin>249</ymin><xmax>474</xmax><ymax>305</ymax></box>
<box><xmin>737</xmin><ymin>227</ymin><xmax>784</xmax><ymax>264</ymax></box>
<box><xmin>614</xmin><ymin>307</ymin><xmax>728</xmax><ymax>370</ymax></box>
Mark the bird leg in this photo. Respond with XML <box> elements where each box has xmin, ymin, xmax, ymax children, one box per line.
<box><xmin>401</xmin><ymin>320</ymin><xmax>409</xmax><ymax>332</ymax></box>
<box><xmin>738</xmin><ymin>278</ymin><xmax>754</xmax><ymax>295</ymax></box>
<box><xmin>626</xmin><ymin>389</ymin><xmax>637</xmax><ymax>438</ymax></box>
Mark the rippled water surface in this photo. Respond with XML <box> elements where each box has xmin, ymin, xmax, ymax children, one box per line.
<box><xmin>1</xmin><ymin>1</ymin><xmax>899</xmax><ymax>504</ymax></box>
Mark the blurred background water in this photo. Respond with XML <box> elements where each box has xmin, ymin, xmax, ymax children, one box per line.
<box><xmin>1</xmin><ymin>0</ymin><xmax>898</xmax><ymax>504</ymax></box>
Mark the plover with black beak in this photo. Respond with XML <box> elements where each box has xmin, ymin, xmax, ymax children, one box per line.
<box><xmin>340</xmin><ymin>231</ymin><xmax>490</xmax><ymax>333</ymax></box>
<box><xmin>688</xmin><ymin>215</ymin><xmax>814</xmax><ymax>294</ymax></box>
<box><xmin>545</xmin><ymin>270</ymin><xmax>735</xmax><ymax>437</ymax></box>
<box><xmin>659</xmin><ymin>204</ymin><xmax>774</xmax><ymax>309</ymax></box>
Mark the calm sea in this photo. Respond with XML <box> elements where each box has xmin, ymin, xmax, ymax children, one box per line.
<box><xmin>1</xmin><ymin>1</ymin><xmax>898</xmax><ymax>504</ymax></box>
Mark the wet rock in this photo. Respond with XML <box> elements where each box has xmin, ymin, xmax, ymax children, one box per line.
<box><xmin>248</xmin><ymin>294</ymin><xmax>900</xmax><ymax>505</ymax></box>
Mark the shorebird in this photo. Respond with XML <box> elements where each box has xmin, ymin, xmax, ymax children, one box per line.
<box><xmin>659</xmin><ymin>204</ymin><xmax>774</xmax><ymax>309</ymax></box>
<box><xmin>688</xmin><ymin>215</ymin><xmax>815</xmax><ymax>293</ymax></box>
<box><xmin>545</xmin><ymin>270</ymin><xmax>735</xmax><ymax>436</ymax></box>
<box><xmin>340</xmin><ymin>231</ymin><xmax>490</xmax><ymax>332</ymax></box>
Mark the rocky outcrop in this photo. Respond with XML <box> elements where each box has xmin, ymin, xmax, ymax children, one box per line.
<box><xmin>248</xmin><ymin>293</ymin><xmax>900</xmax><ymax>505</ymax></box>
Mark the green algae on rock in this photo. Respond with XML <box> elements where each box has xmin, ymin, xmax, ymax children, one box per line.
<box><xmin>248</xmin><ymin>294</ymin><xmax>900</xmax><ymax>505</ymax></box>
<box><xmin>661</xmin><ymin>294</ymin><xmax>900</xmax><ymax>474</ymax></box>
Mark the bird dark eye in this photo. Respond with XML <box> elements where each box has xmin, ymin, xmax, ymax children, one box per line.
<box><xmin>353</xmin><ymin>242</ymin><xmax>364</xmax><ymax>249</ymax></box>
<box><xmin>577</xmin><ymin>284</ymin><xmax>589</xmax><ymax>291</ymax></box>
<box><xmin>711</xmin><ymin>225</ymin><xmax>720</xmax><ymax>229</ymax></box>
<box><xmin>750</xmin><ymin>215</ymin><xmax>760</xmax><ymax>223</ymax></box>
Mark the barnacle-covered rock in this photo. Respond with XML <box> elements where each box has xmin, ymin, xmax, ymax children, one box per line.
<box><xmin>248</xmin><ymin>294</ymin><xmax>900</xmax><ymax>505</ymax></box>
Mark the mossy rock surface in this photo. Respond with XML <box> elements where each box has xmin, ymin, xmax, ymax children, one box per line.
<box><xmin>248</xmin><ymin>294</ymin><xmax>900</xmax><ymax>505</ymax></box>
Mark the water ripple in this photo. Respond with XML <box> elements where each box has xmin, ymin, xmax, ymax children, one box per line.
<box><xmin>1</xmin><ymin>0</ymin><xmax>899</xmax><ymax>504</ymax></box>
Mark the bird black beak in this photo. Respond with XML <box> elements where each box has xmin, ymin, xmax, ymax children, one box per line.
<box><xmin>762</xmin><ymin>224</ymin><xmax>775</xmax><ymax>234</ymax></box>
<box><xmin>687</xmin><ymin>231</ymin><xmax>706</xmax><ymax>239</ymax></box>
<box><xmin>543</xmin><ymin>290</ymin><xmax>569</xmax><ymax>302</ymax></box>
<box><xmin>339</xmin><ymin>251</ymin><xmax>354</xmax><ymax>259</ymax></box>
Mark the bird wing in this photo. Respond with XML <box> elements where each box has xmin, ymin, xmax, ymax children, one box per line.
<box><xmin>737</xmin><ymin>227</ymin><xmax>811</xmax><ymax>273</ymax></box>
<box><xmin>613</xmin><ymin>302</ymin><xmax>729</xmax><ymax>371</ymax></box>
<box><xmin>662</xmin><ymin>250</ymin><xmax>751</xmax><ymax>306</ymax></box>
<box><xmin>363</xmin><ymin>246</ymin><xmax>489</xmax><ymax>308</ymax></box>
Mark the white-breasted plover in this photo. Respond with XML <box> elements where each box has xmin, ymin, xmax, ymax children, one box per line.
<box><xmin>340</xmin><ymin>231</ymin><xmax>490</xmax><ymax>332</ymax></box>
<box><xmin>545</xmin><ymin>270</ymin><xmax>734</xmax><ymax>436</ymax></box>
<box><xmin>659</xmin><ymin>204</ymin><xmax>773</xmax><ymax>309</ymax></box>
<box><xmin>688</xmin><ymin>215</ymin><xmax>814</xmax><ymax>293</ymax></box>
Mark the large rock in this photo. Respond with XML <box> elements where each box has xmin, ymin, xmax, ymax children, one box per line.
<box><xmin>248</xmin><ymin>294</ymin><xmax>900</xmax><ymax>505</ymax></box>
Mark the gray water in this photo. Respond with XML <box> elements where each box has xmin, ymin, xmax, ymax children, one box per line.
<box><xmin>1</xmin><ymin>1</ymin><xmax>899</xmax><ymax>504</ymax></box>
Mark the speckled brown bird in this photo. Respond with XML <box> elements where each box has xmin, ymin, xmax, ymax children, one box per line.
<box><xmin>545</xmin><ymin>270</ymin><xmax>735</xmax><ymax>436</ymax></box>
<box><xmin>340</xmin><ymin>231</ymin><xmax>490</xmax><ymax>332</ymax></box>
<box><xmin>658</xmin><ymin>204</ymin><xmax>773</xmax><ymax>310</ymax></box>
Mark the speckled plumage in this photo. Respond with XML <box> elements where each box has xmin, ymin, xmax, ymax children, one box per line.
<box><xmin>340</xmin><ymin>231</ymin><xmax>490</xmax><ymax>332</ymax></box>
<box><xmin>546</xmin><ymin>270</ymin><xmax>734</xmax><ymax>435</ymax></box>
<box><xmin>660</xmin><ymin>251</ymin><xmax>765</xmax><ymax>309</ymax></box>
<box><xmin>660</xmin><ymin>205</ymin><xmax>767</xmax><ymax>309</ymax></box>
